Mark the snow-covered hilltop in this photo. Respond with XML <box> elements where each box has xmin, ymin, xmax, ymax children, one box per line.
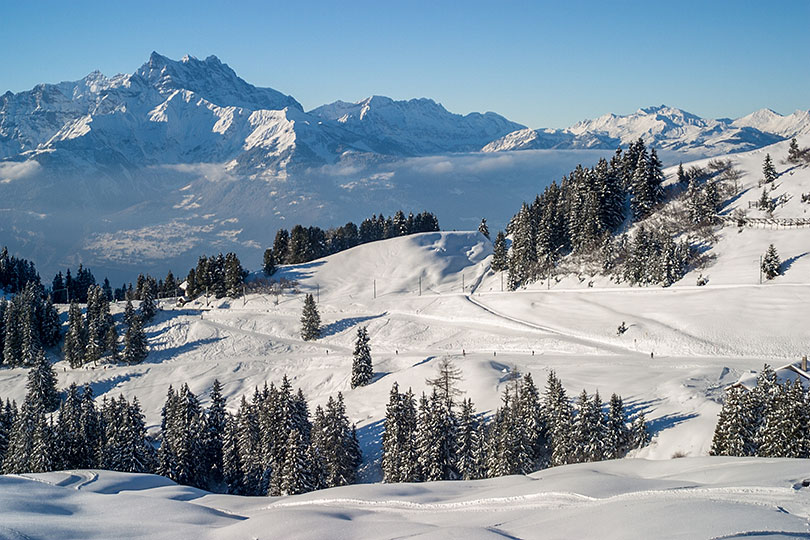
<box><xmin>483</xmin><ymin>105</ymin><xmax>810</xmax><ymax>155</ymax></box>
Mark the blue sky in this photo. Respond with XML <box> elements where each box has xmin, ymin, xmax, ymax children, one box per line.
<box><xmin>2</xmin><ymin>0</ymin><xmax>808</xmax><ymax>128</ymax></box>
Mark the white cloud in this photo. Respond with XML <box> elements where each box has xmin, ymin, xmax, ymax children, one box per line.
<box><xmin>155</xmin><ymin>163</ymin><xmax>235</xmax><ymax>182</ymax></box>
<box><xmin>0</xmin><ymin>160</ymin><xmax>41</xmax><ymax>184</ymax></box>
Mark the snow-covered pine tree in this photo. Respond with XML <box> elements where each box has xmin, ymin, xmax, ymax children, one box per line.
<box><xmin>761</xmin><ymin>244</ymin><xmax>781</xmax><ymax>280</ymax></box>
<box><xmin>123</xmin><ymin>314</ymin><xmax>148</xmax><ymax>364</ymax></box>
<box><xmin>204</xmin><ymin>379</ymin><xmax>227</xmax><ymax>490</ymax></box>
<box><xmin>630</xmin><ymin>412</ymin><xmax>651</xmax><ymax>449</ymax></box>
<box><xmin>104</xmin><ymin>324</ymin><xmax>119</xmax><ymax>363</ymax></box>
<box><xmin>491</xmin><ymin>231</ymin><xmax>508</xmax><ymax>273</ymax></box>
<box><xmin>158</xmin><ymin>383</ymin><xmax>207</xmax><ymax>488</ymax></box>
<box><xmin>517</xmin><ymin>373</ymin><xmax>547</xmax><ymax>469</ymax></box>
<box><xmin>455</xmin><ymin>398</ymin><xmax>480</xmax><ymax>480</ymax></box>
<box><xmin>27</xmin><ymin>350</ymin><xmax>59</xmax><ymax>413</ymax></box>
<box><xmin>2</xmin><ymin>298</ymin><xmax>20</xmax><ymax>367</ymax></box>
<box><xmin>507</xmin><ymin>203</ymin><xmax>537</xmax><ymax>290</ymax></box>
<box><xmin>351</xmin><ymin>326</ymin><xmax>373</xmax><ymax>388</ymax></box>
<box><xmin>478</xmin><ymin>218</ymin><xmax>490</xmax><ymax>239</ymax></box>
<box><xmin>382</xmin><ymin>382</ymin><xmax>404</xmax><ymax>483</ymax></box>
<box><xmin>222</xmin><ymin>413</ymin><xmax>245</xmax><ymax>494</ymax></box>
<box><xmin>314</xmin><ymin>393</ymin><xmax>359</xmax><ymax>488</ymax></box>
<box><xmin>3</xmin><ymin>394</ymin><xmax>52</xmax><ymax>473</ymax></box>
<box><xmin>224</xmin><ymin>252</ymin><xmax>246</xmax><ymax>298</ymax></box>
<box><xmin>54</xmin><ymin>383</ymin><xmax>83</xmax><ymax>469</ymax></box>
<box><xmin>677</xmin><ymin>162</ymin><xmax>688</xmax><ymax>184</ymax></box>
<box><xmin>40</xmin><ymin>296</ymin><xmax>61</xmax><ymax>348</ymax></box>
<box><xmin>139</xmin><ymin>286</ymin><xmax>156</xmax><ymax>322</ymax></box>
<box><xmin>544</xmin><ymin>370</ymin><xmax>574</xmax><ymax>466</ymax></box>
<box><xmin>300</xmin><ymin>294</ymin><xmax>321</xmax><ymax>341</ymax></box>
<box><xmin>78</xmin><ymin>384</ymin><xmax>101</xmax><ymax>468</ymax></box>
<box><xmin>629</xmin><ymin>149</ymin><xmax>654</xmax><ymax>221</ymax></box>
<box><xmin>123</xmin><ymin>299</ymin><xmax>135</xmax><ymax>328</ymax></box>
<box><xmin>262</xmin><ymin>248</ymin><xmax>276</xmax><ymax>277</ymax></box>
<box><xmin>235</xmin><ymin>395</ymin><xmax>262</xmax><ymax>495</ymax></box>
<box><xmin>0</xmin><ymin>399</ymin><xmax>16</xmax><ymax>466</ymax></box>
<box><xmin>762</xmin><ymin>153</ymin><xmax>778</xmax><ymax>184</ymax></box>
<box><xmin>63</xmin><ymin>303</ymin><xmax>85</xmax><ymax>368</ymax></box>
<box><xmin>606</xmin><ymin>393</ymin><xmax>631</xmax><ymax>459</ymax></box>
<box><xmin>788</xmin><ymin>138</ymin><xmax>801</xmax><ymax>163</ymax></box>
<box><xmin>277</xmin><ymin>428</ymin><xmax>315</xmax><ymax>496</ymax></box>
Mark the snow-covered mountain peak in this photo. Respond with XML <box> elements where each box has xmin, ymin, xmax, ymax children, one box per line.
<box><xmin>133</xmin><ymin>51</ymin><xmax>302</xmax><ymax>112</ymax></box>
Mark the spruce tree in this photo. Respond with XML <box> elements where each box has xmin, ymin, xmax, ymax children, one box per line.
<box><xmin>123</xmin><ymin>314</ymin><xmax>148</xmax><ymax>364</ymax></box>
<box><xmin>677</xmin><ymin>162</ymin><xmax>688</xmax><ymax>184</ymax></box>
<box><xmin>456</xmin><ymin>398</ymin><xmax>480</xmax><ymax>480</ymax></box>
<box><xmin>278</xmin><ymin>428</ymin><xmax>314</xmax><ymax>495</ymax></box>
<box><xmin>140</xmin><ymin>287</ymin><xmax>156</xmax><ymax>322</ymax></box>
<box><xmin>788</xmin><ymin>138</ymin><xmax>802</xmax><ymax>163</ymax></box>
<box><xmin>761</xmin><ymin>244</ymin><xmax>781</xmax><ymax>280</ymax></box>
<box><xmin>222</xmin><ymin>414</ymin><xmax>245</xmax><ymax>494</ymax></box>
<box><xmin>762</xmin><ymin>153</ymin><xmax>777</xmax><ymax>184</ymax></box>
<box><xmin>478</xmin><ymin>218</ymin><xmax>490</xmax><ymax>239</ymax></box>
<box><xmin>300</xmin><ymin>294</ymin><xmax>321</xmax><ymax>341</ymax></box>
<box><xmin>27</xmin><ymin>350</ymin><xmax>59</xmax><ymax>413</ymax></box>
<box><xmin>491</xmin><ymin>231</ymin><xmax>508</xmax><ymax>273</ymax></box>
<box><xmin>630</xmin><ymin>412</ymin><xmax>651</xmax><ymax>449</ymax></box>
<box><xmin>507</xmin><ymin>203</ymin><xmax>537</xmax><ymax>290</ymax></box>
<box><xmin>263</xmin><ymin>248</ymin><xmax>276</xmax><ymax>276</ymax></box>
<box><xmin>351</xmin><ymin>326</ymin><xmax>373</xmax><ymax>388</ymax></box>
<box><xmin>204</xmin><ymin>380</ymin><xmax>227</xmax><ymax>490</ymax></box>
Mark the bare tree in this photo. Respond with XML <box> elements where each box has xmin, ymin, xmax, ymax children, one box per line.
<box><xmin>426</xmin><ymin>357</ymin><xmax>464</xmax><ymax>412</ymax></box>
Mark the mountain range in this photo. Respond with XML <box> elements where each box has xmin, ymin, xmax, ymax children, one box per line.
<box><xmin>3</xmin><ymin>52</ymin><xmax>809</xmax><ymax>177</ymax></box>
<box><xmin>1</xmin><ymin>52</ymin><xmax>808</xmax><ymax>282</ymax></box>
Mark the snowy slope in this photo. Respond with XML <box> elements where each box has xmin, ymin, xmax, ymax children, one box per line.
<box><xmin>484</xmin><ymin>105</ymin><xmax>809</xmax><ymax>156</ymax></box>
<box><xmin>3</xmin><ymin>457</ymin><xmax>810</xmax><ymax>539</ymax></box>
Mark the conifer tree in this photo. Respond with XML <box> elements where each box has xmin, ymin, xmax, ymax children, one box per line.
<box><xmin>544</xmin><ymin>370</ymin><xmax>574</xmax><ymax>466</ymax></box>
<box><xmin>456</xmin><ymin>398</ymin><xmax>480</xmax><ymax>480</ymax></box>
<box><xmin>763</xmin><ymin>153</ymin><xmax>777</xmax><ymax>184</ymax></box>
<box><xmin>300</xmin><ymin>294</ymin><xmax>321</xmax><ymax>341</ymax></box>
<box><xmin>507</xmin><ymin>203</ymin><xmax>537</xmax><ymax>289</ymax></box>
<box><xmin>27</xmin><ymin>350</ymin><xmax>59</xmax><ymax>413</ymax></box>
<box><xmin>104</xmin><ymin>324</ymin><xmax>119</xmax><ymax>363</ymax></box>
<box><xmin>761</xmin><ymin>244</ymin><xmax>781</xmax><ymax>280</ymax></box>
<box><xmin>788</xmin><ymin>138</ymin><xmax>802</xmax><ymax>163</ymax></box>
<box><xmin>351</xmin><ymin>326</ymin><xmax>373</xmax><ymax>388</ymax></box>
<box><xmin>277</xmin><ymin>428</ymin><xmax>315</xmax><ymax>495</ymax></box>
<box><xmin>204</xmin><ymin>380</ymin><xmax>227</xmax><ymax>490</ymax></box>
<box><xmin>40</xmin><ymin>297</ymin><xmax>61</xmax><ymax>348</ymax></box>
<box><xmin>262</xmin><ymin>248</ymin><xmax>276</xmax><ymax>276</ymax></box>
<box><xmin>491</xmin><ymin>231</ymin><xmax>508</xmax><ymax>273</ymax></box>
<box><xmin>478</xmin><ymin>218</ymin><xmax>490</xmax><ymax>239</ymax></box>
<box><xmin>677</xmin><ymin>162</ymin><xmax>688</xmax><ymax>184</ymax></box>
<box><xmin>123</xmin><ymin>314</ymin><xmax>148</xmax><ymax>364</ymax></box>
<box><xmin>630</xmin><ymin>412</ymin><xmax>651</xmax><ymax>449</ymax></box>
<box><xmin>140</xmin><ymin>286</ymin><xmax>156</xmax><ymax>322</ymax></box>
<box><xmin>222</xmin><ymin>414</ymin><xmax>245</xmax><ymax>494</ymax></box>
<box><xmin>606</xmin><ymin>393</ymin><xmax>630</xmax><ymax>459</ymax></box>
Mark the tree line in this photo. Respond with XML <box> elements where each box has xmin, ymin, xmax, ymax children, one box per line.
<box><xmin>0</xmin><ymin>368</ymin><xmax>361</xmax><ymax>498</ymax></box>
<box><xmin>263</xmin><ymin>210</ymin><xmax>440</xmax><ymax>274</ymax></box>
<box><xmin>711</xmin><ymin>364</ymin><xmax>810</xmax><ymax>458</ymax></box>
<box><xmin>493</xmin><ymin>139</ymin><xmax>707</xmax><ymax>289</ymax></box>
<box><xmin>0</xmin><ymin>247</ymin><xmax>40</xmax><ymax>295</ymax></box>
<box><xmin>382</xmin><ymin>360</ymin><xmax>650</xmax><ymax>483</ymax></box>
